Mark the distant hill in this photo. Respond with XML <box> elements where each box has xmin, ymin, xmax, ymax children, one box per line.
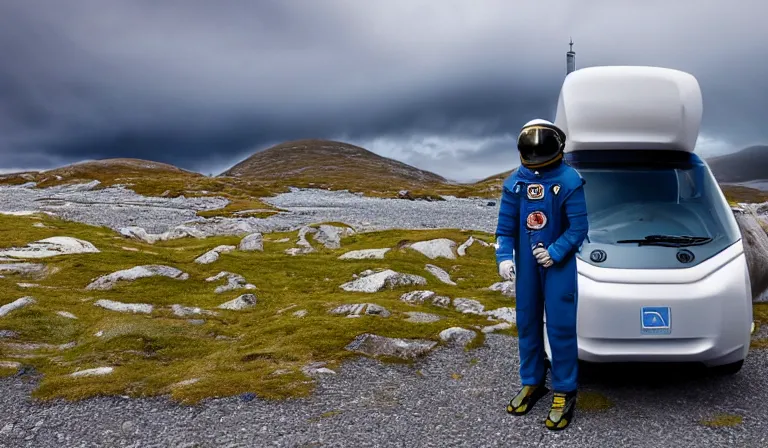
<box><xmin>220</xmin><ymin>139</ymin><xmax>449</xmax><ymax>194</ymax></box>
<box><xmin>707</xmin><ymin>145</ymin><xmax>768</xmax><ymax>183</ymax></box>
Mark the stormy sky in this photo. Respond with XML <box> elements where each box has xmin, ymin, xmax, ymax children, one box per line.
<box><xmin>0</xmin><ymin>0</ymin><xmax>766</xmax><ymax>182</ymax></box>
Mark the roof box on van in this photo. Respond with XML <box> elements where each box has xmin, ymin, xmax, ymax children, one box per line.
<box><xmin>554</xmin><ymin>66</ymin><xmax>702</xmax><ymax>153</ymax></box>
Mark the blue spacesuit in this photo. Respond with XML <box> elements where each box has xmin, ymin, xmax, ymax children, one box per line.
<box><xmin>497</xmin><ymin>118</ymin><xmax>588</xmax><ymax>430</ymax></box>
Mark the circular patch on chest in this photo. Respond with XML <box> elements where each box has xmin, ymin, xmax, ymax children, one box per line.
<box><xmin>526</xmin><ymin>211</ymin><xmax>548</xmax><ymax>230</ymax></box>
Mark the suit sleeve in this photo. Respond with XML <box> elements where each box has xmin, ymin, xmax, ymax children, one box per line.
<box><xmin>495</xmin><ymin>184</ymin><xmax>519</xmax><ymax>264</ymax></box>
<box><xmin>547</xmin><ymin>182</ymin><xmax>589</xmax><ymax>264</ymax></box>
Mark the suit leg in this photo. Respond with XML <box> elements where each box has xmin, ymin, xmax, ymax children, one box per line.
<box><xmin>544</xmin><ymin>256</ymin><xmax>579</xmax><ymax>392</ymax></box>
<box><xmin>515</xmin><ymin>242</ymin><xmax>547</xmax><ymax>386</ymax></box>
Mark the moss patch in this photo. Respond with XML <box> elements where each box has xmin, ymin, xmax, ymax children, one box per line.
<box><xmin>0</xmin><ymin>214</ymin><xmax>510</xmax><ymax>404</ymax></box>
<box><xmin>700</xmin><ymin>413</ymin><xmax>743</xmax><ymax>428</ymax></box>
<box><xmin>577</xmin><ymin>391</ymin><xmax>614</xmax><ymax>412</ymax></box>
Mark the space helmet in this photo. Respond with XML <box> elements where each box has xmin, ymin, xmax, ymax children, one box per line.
<box><xmin>516</xmin><ymin>119</ymin><xmax>566</xmax><ymax>168</ymax></box>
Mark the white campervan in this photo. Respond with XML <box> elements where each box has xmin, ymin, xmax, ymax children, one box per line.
<box><xmin>544</xmin><ymin>66</ymin><xmax>752</xmax><ymax>374</ymax></box>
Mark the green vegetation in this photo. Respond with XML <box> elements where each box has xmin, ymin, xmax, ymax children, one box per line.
<box><xmin>576</xmin><ymin>391</ymin><xmax>614</xmax><ymax>412</ymax></box>
<box><xmin>0</xmin><ymin>213</ymin><xmax>510</xmax><ymax>404</ymax></box>
<box><xmin>699</xmin><ymin>413</ymin><xmax>743</xmax><ymax>428</ymax></box>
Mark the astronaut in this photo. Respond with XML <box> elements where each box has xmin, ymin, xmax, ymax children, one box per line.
<box><xmin>495</xmin><ymin>119</ymin><xmax>589</xmax><ymax>430</ymax></box>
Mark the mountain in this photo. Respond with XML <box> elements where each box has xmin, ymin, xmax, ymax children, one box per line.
<box><xmin>707</xmin><ymin>145</ymin><xmax>768</xmax><ymax>183</ymax></box>
<box><xmin>220</xmin><ymin>139</ymin><xmax>449</xmax><ymax>194</ymax></box>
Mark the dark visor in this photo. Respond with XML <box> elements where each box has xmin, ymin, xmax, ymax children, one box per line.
<box><xmin>517</xmin><ymin>126</ymin><xmax>563</xmax><ymax>165</ymax></box>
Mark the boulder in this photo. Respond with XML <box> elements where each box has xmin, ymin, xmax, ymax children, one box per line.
<box><xmin>0</xmin><ymin>296</ymin><xmax>36</xmax><ymax>317</ymax></box>
<box><xmin>70</xmin><ymin>367</ymin><xmax>114</xmax><ymax>377</ymax></box>
<box><xmin>94</xmin><ymin>299</ymin><xmax>153</xmax><ymax>314</ymax></box>
<box><xmin>339</xmin><ymin>248</ymin><xmax>391</xmax><ymax>260</ymax></box>
<box><xmin>345</xmin><ymin>333</ymin><xmax>437</xmax><ymax>359</ymax></box>
<box><xmin>238</xmin><ymin>233</ymin><xmax>264</xmax><ymax>251</ymax></box>
<box><xmin>86</xmin><ymin>265</ymin><xmax>189</xmax><ymax>290</ymax></box>
<box><xmin>218</xmin><ymin>293</ymin><xmax>257</xmax><ymax>310</ymax></box>
<box><xmin>439</xmin><ymin>327</ymin><xmax>477</xmax><ymax>346</ymax></box>
<box><xmin>0</xmin><ymin>237</ymin><xmax>99</xmax><ymax>259</ymax></box>
<box><xmin>404</xmin><ymin>312</ymin><xmax>442</xmax><ymax>323</ymax></box>
<box><xmin>329</xmin><ymin>303</ymin><xmax>391</xmax><ymax>318</ymax></box>
<box><xmin>0</xmin><ymin>263</ymin><xmax>48</xmax><ymax>278</ymax></box>
<box><xmin>194</xmin><ymin>245</ymin><xmax>236</xmax><ymax>264</ymax></box>
<box><xmin>484</xmin><ymin>307</ymin><xmax>516</xmax><ymax>324</ymax></box>
<box><xmin>734</xmin><ymin>208</ymin><xmax>768</xmax><ymax>301</ymax></box>
<box><xmin>425</xmin><ymin>264</ymin><xmax>456</xmax><ymax>285</ymax></box>
<box><xmin>206</xmin><ymin>271</ymin><xmax>256</xmax><ymax>293</ymax></box>
<box><xmin>171</xmin><ymin>304</ymin><xmax>218</xmax><ymax>317</ymax></box>
<box><xmin>340</xmin><ymin>269</ymin><xmax>427</xmax><ymax>293</ymax></box>
<box><xmin>312</xmin><ymin>225</ymin><xmax>355</xmax><ymax>249</ymax></box>
<box><xmin>408</xmin><ymin>239</ymin><xmax>457</xmax><ymax>259</ymax></box>
<box><xmin>454</xmin><ymin>298</ymin><xmax>485</xmax><ymax>315</ymax></box>
<box><xmin>457</xmin><ymin>236</ymin><xmax>491</xmax><ymax>256</ymax></box>
<box><xmin>487</xmin><ymin>281</ymin><xmax>515</xmax><ymax>297</ymax></box>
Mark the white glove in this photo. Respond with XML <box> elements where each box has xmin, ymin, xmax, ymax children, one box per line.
<box><xmin>533</xmin><ymin>247</ymin><xmax>553</xmax><ymax>268</ymax></box>
<box><xmin>498</xmin><ymin>260</ymin><xmax>515</xmax><ymax>280</ymax></box>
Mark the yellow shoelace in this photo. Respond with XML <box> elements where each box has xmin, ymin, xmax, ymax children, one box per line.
<box><xmin>552</xmin><ymin>395</ymin><xmax>566</xmax><ymax>410</ymax></box>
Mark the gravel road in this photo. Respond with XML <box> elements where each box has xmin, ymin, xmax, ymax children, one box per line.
<box><xmin>1</xmin><ymin>335</ymin><xmax>765</xmax><ymax>448</ymax></box>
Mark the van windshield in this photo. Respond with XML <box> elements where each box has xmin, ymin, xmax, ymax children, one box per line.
<box><xmin>564</xmin><ymin>150</ymin><xmax>741</xmax><ymax>269</ymax></box>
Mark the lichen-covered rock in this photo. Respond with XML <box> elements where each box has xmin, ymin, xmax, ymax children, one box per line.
<box><xmin>0</xmin><ymin>262</ymin><xmax>48</xmax><ymax>278</ymax></box>
<box><xmin>329</xmin><ymin>303</ymin><xmax>391</xmax><ymax>318</ymax></box>
<box><xmin>734</xmin><ymin>208</ymin><xmax>768</xmax><ymax>301</ymax></box>
<box><xmin>457</xmin><ymin>236</ymin><xmax>491</xmax><ymax>256</ymax></box>
<box><xmin>94</xmin><ymin>299</ymin><xmax>153</xmax><ymax>314</ymax></box>
<box><xmin>484</xmin><ymin>307</ymin><xmax>516</xmax><ymax>324</ymax></box>
<box><xmin>425</xmin><ymin>264</ymin><xmax>456</xmax><ymax>285</ymax></box>
<box><xmin>454</xmin><ymin>298</ymin><xmax>485</xmax><ymax>315</ymax></box>
<box><xmin>71</xmin><ymin>367</ymin><xmax>114</xmax><ymax>377</ymax></box>
<box><xmin>218</xmin><ymin>293</ymin><xmax>257</xmax><ymax>310</ymax></box>
<box><xmin>408</xmin><ymin>239</ymin><xmax>457</xmax><ymax>259</ymax></box>
<box><xmin>345</xmin><ymin>333</ymin><xmax>437</xmax><ymax>359</ymax></box>
<box><xmin>0</xmin><ymin>236</ymin><xmax>99</xmax><ymax>259</ymax></box>
<box><xmin>171</xmin><ymin>304</ymin><xmax>218</xmax><ymax>317</ymax></box>
<box><xmin>206</xmin><ymin>271</ymin><xmax>256</xmax><ymax>293</ymax></box>
<box><xmin>312</xmin><ymin>225</ymin><xmax>355</xmax><ymax>249</ymax></box>
<box><xmin>487</xmin><ymin>281</ymin><xmax>515</xmax><ymax>297</ymax></box>
<box><xmin>86</xmin><ymin>265</ymin><xmax>189</xmax><ymax>290</ymax></box>
<box><xmin>439</xmin><ymin>327</ymin><xmax>476</xmax><ymax>346</ymax></box>
<box><xmin>404</xmin><ymin>312</ymin><xmax>442</xmax><ymax>323</ymax></box>
<box><xmin>339</xmin><ymin>248</ymin><xmax>391</xmax><ymax>260</ymax></box>
<box><xmin>194</xmin><ymin>245</ymin><xmax>236</xmax><ymax>264</ymax></box>
<box><xmin>340</xmin><ymin>269</ymin><xmax>427</xmax><ymax>293</ymax></box>
<box><xmin>239</xmin><ymin>233</ymin><xmax>264</xmax><ymax>251</ymax></box>
<box><xmin>0</xmin><ymin>296</ymin><xmax>36</xmax><ymax>317</ymax></box>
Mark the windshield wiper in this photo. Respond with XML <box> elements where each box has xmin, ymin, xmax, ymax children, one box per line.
<box><xmin>615</xmin><ymin>234</ymin><xmax>713</xmax><ymax>247</ymax></box>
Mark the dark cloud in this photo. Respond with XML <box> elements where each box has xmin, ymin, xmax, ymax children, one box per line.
<box><xmin>0</xmin><ymin>0</ymin><xmax>766</xmax><ymax>181</ymax></box>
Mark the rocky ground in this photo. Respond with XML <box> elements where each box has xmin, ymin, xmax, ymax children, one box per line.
<box><xmin>1</xmin><ymin>182</ymin><xmax>768</xmax><ymax>447</ymax></box>
<box><xmin>2</xmin><ymin>336</ymin><xmax>768</xmax><ymax>448</ymax></box>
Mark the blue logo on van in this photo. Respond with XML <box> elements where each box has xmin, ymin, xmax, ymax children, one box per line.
<box><xmin>641</xmin><ymin>307</ymin><xmax>671</xmax><ymax>335</ymax></box>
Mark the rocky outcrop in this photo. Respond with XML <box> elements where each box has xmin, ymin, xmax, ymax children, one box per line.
<box><xmin>399</xmin><ymin>290</ymin><xmax>451</xmax><ymax>308</ymax></box>
<box><xmin>312</xmin><ymin>225</ymin><xmax>355</xmax><ymax>249</ymax></box>
<box><xmin>0</xmin><ymin>296</ymin><xmax>35</xmax><ymax>317</ymax></box>
<box><xmin>194</xmin><ymin>245</ymin><xmax>236</xmax><ymax>264</ymax></box>
<box><xmin>0</xmin><ymin>237</ymin><xmax>99</xmax><ymax>259</ymax></box>
<box><xmin>425</xmin><ymin>264</ymin><xmax>456</xmax><ymax>285</ymax></box>
<box><xmin>329</xmin><ymin>303</ymin><xmax>391</xmax><ymax>318</ymax></box>
<box><xmin>340</xmin><ymin>269</ymin><xmax>427</xmax><ymax>293</ymax></box>
<box><xmin>453</xmin><ymin>298</ymin><xmax>485</xmax><ymax>315</ymax></box>
<box><xmin>407</xmin><ymin>239</ymin><xmax>457</xmax><ymax>259</ymax></box>
<box><xmin>345</xmin><ymin>333</ymin><xmax>437</xmax><ymax>359</ymax></box>
<box><xmin>484</xmin><ymin>307</ymin><xmax>516</xmax><ymax>324</ymax></box>
<box><xmin>238</xmin><ymin>233</ymin><xmax>264</xmax><ymax>251</ymax></box>
<box><xmin>339</xmin><ymin>248</ymin><xmax>391</xmax><ymax>260</ymax></box>
<box><xmin>439</xmin><ymin>327</ymin><xmax>476</xmax><ymax>346</ymax></box>
<box><xmin>86</xmin><ymin>265</ymin><xmax>189</xmax><ymax>290</ymax></box>
<box><xmin>206</xmin><ymin>271</ymin><xmax>256</xmax><ymax>293</ymax></box>
<box><xmin>487</xmin><ymin>281</ymin><xmax>515</xmax><ymax>297</ymax></box>
<box><xmin>285</xmin><ymin>226</ymin><xmax>317</xmax><ymax>256</ymax></box>
<box><xmin>94</xmin><ymin>299</ymin><xmax>153</xmax><ymax>314</ymax></box>
<box><xmin>0</xmin><ymin>262</ymin><xmax>48</xmax><ymax>278</ymax></box>
<box><xmin>218</xmin><ymin>293</ymin><xmax>257</xmax><ymax>310</ymax></box>
<box><xmin>404</xmin><ymin>312</ymin><xmax>442</xmax><ymax>323</ymax></box>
